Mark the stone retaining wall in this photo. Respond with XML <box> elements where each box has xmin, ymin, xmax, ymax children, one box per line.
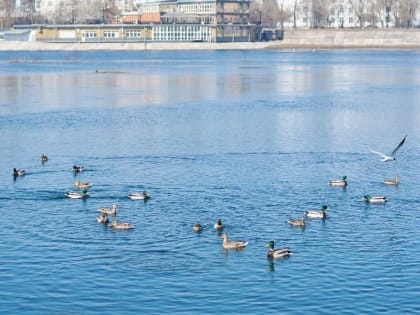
<box><xmin>0</xmin><ymin>29</ymin><xmax>419</xmax><ymax>50</ymax></box>
<box><xmin>277</xmin><ymin>29</ymin><xmax>420</xmax><ymax>49</ymax></box>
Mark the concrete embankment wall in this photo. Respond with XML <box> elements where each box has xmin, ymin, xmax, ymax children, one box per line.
<box><xmin>0</xmin><ymin>29</ymin><xmax>419</xmax><ymax>50</ymax></box>
<box><xmin>275</xmin><ymin>29</ymin><xmax>420</xmax><ymax>49</ymax></box>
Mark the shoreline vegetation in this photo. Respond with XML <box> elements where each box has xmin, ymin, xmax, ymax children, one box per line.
<box><xmin>1</xmin><ymin>29</ymin><xmax>420</xmax><ymax>51</ymax></box>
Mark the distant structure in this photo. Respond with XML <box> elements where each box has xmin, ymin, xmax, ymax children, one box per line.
<box><xmin>8</xmin><ymin>0</ymin><xmax>261</xmax><ymax>43</ymax></box>
<box><xmin>1</xmin><ymin>0</ymin><xmax>419</xmax><ymax>37</ymax></box>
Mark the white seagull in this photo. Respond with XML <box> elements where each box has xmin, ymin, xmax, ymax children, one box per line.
<box><xmin>368</xmin><ymin>135</ymin><xmax>407</xmax><ymax>162</ymax></box>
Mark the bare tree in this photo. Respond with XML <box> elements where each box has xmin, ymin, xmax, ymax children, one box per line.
<box><xmin>1</xmin><ymin>0</ymin><xmax>15</xmax><ymax>30</ymax></box>
<box><xmin>312</xmin><ymin>0</ymin><xmax>331</xmax><ymax>28</ymax></box>
<box><xmin>392</xmin><ymin>0</ymin><xmax>419</xmax><ymax>27</ymax></box>
<box><xmin>249</xmin><ymin>2</ymin><xmax>263</xmax><ymax>24</ymax></box>
<box><xmin>372</xmin><ymin>0</ymin><xmax>388</xmax><ymax>27</ymax></box>
<box><xmin>276</xmin><ymin>0</ymin><xmax>293</xmax><ymax>29</ymax></box>
<box><xmin>262</xmin><ymin>0</ymin><xmax>280</xmax><ymax>28</ymax></box>
<box><xmin>348</xmin><ymin>0</ymin><xmax>376</xmax><ymax>28</ymax></box>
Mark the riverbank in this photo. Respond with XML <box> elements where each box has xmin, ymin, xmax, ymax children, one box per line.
<box><xmin>1</xmin><ymin>29</ymin><xmax>419</xmax><ymax>50</ymax></box>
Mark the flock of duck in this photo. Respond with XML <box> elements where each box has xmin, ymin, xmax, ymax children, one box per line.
<box><xmin>12</xmin><ymin>134</ymin><xmax>406</xmax><ymax>259</ymax></box>
<box><xmin>13</xmin><ymin>154</ymin><xmax>150</xmax><ymax>231</ymax></box>
<box><xmin>190</xmin><ymin>134</ymin><xmax>407</xmax><ymax>260</ymax></box>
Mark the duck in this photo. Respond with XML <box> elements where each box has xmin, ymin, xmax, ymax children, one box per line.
<box><xmin>96</xmin><ymin>213</ymin><xmax>109</xmax><ymax>224</ymax></box>
<box><xmin>383</xmin><ymin>176</ymin><xmax>399</xmax><ymax>186</ymax></box>
<box><xmin>72</xmin><ymin>165</ymin><xmax>85</xmax><ymax>173</ymax></box>
<box><xmin>329</xmin><ymin>176</ymin><xmax>347</xmax><ymax>187</ymax></box>
<box><xmin>128</xmin><ymin>191</ymin><xmax>150</xmax><ymax>200</ymax></box>
<box><xmin>98</xmin><ymin>204</ymin><xmax>118</xmax><ymax>215</ymax></box>
<box><xmin>108</xmin><ymin>221</ymin><xmax>134</xmax><ymax>230</ymax></box>
<box><xmin>220</xmin><ymin>233</ymin><xmax>248</xmax><ymax>250</ymax></box>
<box><xmin>305</xmin><ymin>205</ymin><xmax>329</xmax><ymax>219</ymax></box>
<box><xmin>65</xmin><ymin>190</ymin><xmax>89</xmax><ymax>199</ymax></box>
<box><xmin>288</xmin><ymin>217</ymin><xmax>305</xmax><ymax>227</ymax></box>
<box><xmin>265</xmin><ymin>241</ymin><xmax>292</xmax><ymax>259</ymax></box>
<box><xmin>363</xmin><ymin>195</ymin><xmax>387</xmax><ymax>203</ymax></box>
<box><xmin>192</xmin><ymin>223</ymin><xmax>203</xmax><ymax>232</ymax></box>
<box><xmin>74</xmin><ymin>180</ymin><xmax>92</xmax><ymax>189</ymax></box>
<box><xmin>40</xmin><ymin>154</ymin><xmax>48</xmax><ymax>163</ymax></box>
<box><xmin>13</xmin><ymin>168</ymin><xmax>25</xmax><ymax>177</ymax></box>
<box><xmin>214</xmin><ymin>219</ymin><xmax>224</xmax><ymax>231</ymax></box>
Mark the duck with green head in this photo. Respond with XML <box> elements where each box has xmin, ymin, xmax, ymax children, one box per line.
<box><xmin>265</xmin><ymin>241</ymin><xmax>292</xmax><ymax>260</ymax></box>
<box><xmin>329</xmin><ymin>176</ymin><xmax>347</xmax><ymax>187</ymax></box>
<box><xmin>305</xmin><ymin>205</ymin><xmax>329</xmax><ymax>219</ymax></box>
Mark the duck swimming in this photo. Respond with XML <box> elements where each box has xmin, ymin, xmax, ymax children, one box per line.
<box><xmin>72</xmin><ymin>165</ymin><xmax>85</xmax><ymax>173</ymax></box>
<box><xmin>329</xmin><ymin>176</ymin><xmax>347</xmax><ymax>187</ymax></box>
<box><xmin>305</xmin><ymin>205</ymin><xmax>329</xmax><ymax>219</ymax></box>
<box><xmin>265</xmin><ymin>241</ymin><xmax>292</xmax><ymax>260</ymax></box>
<box><xmin>214</xmin><ymin>219</ymin><xmax>224</xmax><ymax>231</ymax></box>
<box><xmin>108</xmin><ymin>221</ymin><xmax>134</xmax><ymax>230</ymax></box>
<box><xmin>40</xmin><ymin>154</ymin><xmax>48</xmax><ymax>163</ymax></box>
<box><xmin>74</xmin><ymin>180</ymin><xmax>92</xmax><ymax>190</ymax></box>
<box><xmin>192</xmin><ymin>223</ymin><xmax>203</xmax><ymax>232</ymax></box>
<box><xmin>96</xmin><ymin>213</ymin><xmax>109</xmax><ymax>224</ymax></box>
<box><xmin>13</xmin><ymin>168</ymin><xmax>25</xmax><ymax>177</ymax></box>
<box><xmin>65</xmin><ymin>190</ymin><xmax>89</xmax><ymax>199</ymax></box>
<box><xmin>363</xmin><ymin>195</ymin><xmax>387</xmax><ymax>203</ymax></box>
<box><xmin>128</xmin><ymin>191</ymin><xmax>150</xmax><ymax>200</ymax></box>
<box><xmin>288</xmin><ymin>217</ymin><xmax>305</xmax><ymax>227</ymax></box>
<box><xmin>220</xmin><ymin>233</ymin><xmax>248</xmax><ymax>250</ymax></box>
<box><xmin>98</xmin><ymin>204</ymin><xmax>118</xmax><ymax>215</ymax></box>
<box><xmin>382</xmin><ymin>176</ymin><xmax>399</xmax><ymax>186</ymax></box>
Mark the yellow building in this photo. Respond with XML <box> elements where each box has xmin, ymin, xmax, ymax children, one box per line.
<box><xmin>12</xmin><ymin>0</ymin><xmax>254</xmax><ymax>43</ymax></box>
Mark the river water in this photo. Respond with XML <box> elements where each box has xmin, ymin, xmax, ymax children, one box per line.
<box><xmin>0</xmin><ymin>49</ymin><xmax>419</xmax><ymax>314</ymax></box>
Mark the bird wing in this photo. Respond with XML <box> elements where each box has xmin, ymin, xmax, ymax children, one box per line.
<box><xmin>391</xmin><ymin>135</ymin><xmax>407</xmax><ymax>156</ymax></box>
<box><xmin>368</xmin><ymin>147</ymin><xmax>388</xmax><ymax>159</ymax></box>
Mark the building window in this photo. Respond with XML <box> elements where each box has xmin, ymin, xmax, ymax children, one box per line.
<box><xmin>126</xmin><ymin>30</ymin><xmax>141</xmax><ymax>38</ymax></box>
<box><xmin>104</xmin><ymin>31</ymin><xmax>117</xmax><ymax>38</ymax></box>
<box><xmin>83</xmin><ymin>31</ymin><xmax>97</xmax><ymax>38</ymax></box>
<box><xmin>349</xmin><ymin>17</ymin><xmax>353</xmax><ymax>23</ymax></box>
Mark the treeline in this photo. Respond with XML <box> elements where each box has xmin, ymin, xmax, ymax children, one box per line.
<box><xmin>251</xmin><ymin>0</ymin><xmax>419</xmax><ymax>29</ymax></box>
<box><xmin>1</xmin><ymin>0</ymin><xmax>419</xmax><ymax>31</ymax></box>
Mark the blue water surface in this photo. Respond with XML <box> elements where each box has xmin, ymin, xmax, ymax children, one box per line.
<box><xmin>0</xmin><ymin>49</ymin><xmax>419</xmax><ymax>314</ymax></box>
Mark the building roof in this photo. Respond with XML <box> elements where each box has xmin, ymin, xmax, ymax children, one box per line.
<box><xmin>6</xmin><ymin>29</ymin><xmax>32</xmax><ymax>35</ymax></box>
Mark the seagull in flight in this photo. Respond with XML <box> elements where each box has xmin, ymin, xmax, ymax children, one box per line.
<box><xmin>368</xmin><ymin>135</ymin><xmax>407</xmax><ymax>162</ymax></box>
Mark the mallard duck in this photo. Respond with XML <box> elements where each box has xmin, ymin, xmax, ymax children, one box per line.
<box><xmin>383</xmin><ymin>176</ymin><xmax>399</xmax><ymax>186</ymax></box>
<box><xmin>98</xmin><ymin>204</ymin><xmax>118</xmax><ymax>215</ymax></box>
<box><xmin>65</xmin><ymin>190</ymin><xmax>89</xmax><ymax>199</ymax></box>
<box><xmin>214</xmin><ymin>219</ymin><xmax>224</xmax><ymax>231</ymax></box>
<box><xmin>72</xmin><ymin>165</ymin><xmax>85</xmax><ymax>173</ymax></box>
<box><xmin>128</xmin><ymin>191</ymin><xmax>150</xmax><ymax>200</ymax></box>
<box><xmin>108</xmin><ymin>221</ymin><xmax>134</xmax><ymax>230</ymax></box>
<box><xmin>288</xmin><ymin>217</ymin><xmax>305</xmax><ymax>227</ymax></box>
<box><xmin>329</xmin><ymin>176</ymin><xmax>347</xmax><ymax>187</ymax></box>
<box><xmin>96</xmin><ymin>213</ymin><xmax>109</xmax><ymax>224</ymax></box>
<box><xmin>74</xmin><ymin>180</ymin><xmax>92</xmax><ymax>189</ymax></box>
<box><xmin>40</xmin><ymin>154</ymin><xmax>48</xmax><ymax>163</ymax></box>
<box><xmin>220</xmin><ymin>233</ymin><xmax>248</xmax><ymax>249</ymax></box>
<box><xmin>265</xmin><ymin>241</ymin><xmax>292</xmax><ymax>259</ymax></box>
<box><xmin>13</xmin><ymin>168</ymin><xmax>25</xmax><ymax>177</ymax></box>
<box><xmin>192</xmin><ymin>223</ymin><xmax>203</xmax><ymax>232</ymax></box>
<box><xmin>363</xmin><ymin>195</ymin><xmax>387</xmax><ymax>203</ymax></box>
<box><xmin>305</xmin><ymin>205</ymin><xmax>329</xmax><ymax>219</ymax></box>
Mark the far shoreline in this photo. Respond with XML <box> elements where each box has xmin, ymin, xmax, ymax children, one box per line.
<box><xmin>1</xmin><ymin>29</ymin><xmax>420</xmax><ymax>51</ymax></box>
